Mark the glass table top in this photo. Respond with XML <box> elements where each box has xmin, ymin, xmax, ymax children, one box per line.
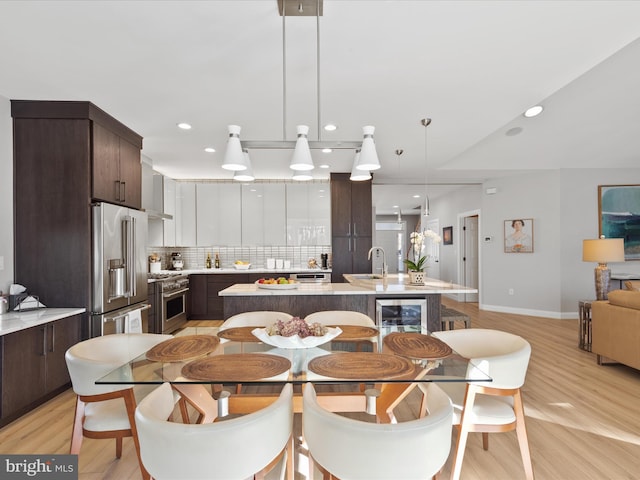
<box><xmin>96</xmin><ymin>325</ymin><xmax>491</xmax><ymax>386</ymax></box>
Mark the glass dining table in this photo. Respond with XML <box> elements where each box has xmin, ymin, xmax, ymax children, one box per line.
<box><xmin>97</xmin><ymin>325</ymin><xmax>491</xmax><ymax>423</ymax></box>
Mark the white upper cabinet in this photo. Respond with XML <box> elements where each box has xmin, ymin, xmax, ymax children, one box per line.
<box><xmin>168</xmin><ymin>181</ymin><xmax>330</xmax><ymax>247</ymax></box>
<box><xmin>162</xmin><ymin>176</ymin><xmax>176</xmax><ymax>246</ymax></box>
<box><xmin>286</xmin><ymin>183</ymin><xmax>331</xmax><ymax>245</ymax></box>
<box><xmin>241</xmin><ymin>183</ymin><xmax>286</xmax><ymax>245</ymax></box>
<box><xmin>176</xmin><ymin>182</ymin><xmax>196</xmax><ymax>246</ymax></box>
<box><xmin>196</xmin><ymin>183</ymin><xmax>242</xmax><ymax>246</ymax></box>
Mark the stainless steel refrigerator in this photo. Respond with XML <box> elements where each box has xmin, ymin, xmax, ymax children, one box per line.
<box><xmin>91</xmin><ymin>202</ymin><xmax>149</xmax><ymax>336</ymax></box>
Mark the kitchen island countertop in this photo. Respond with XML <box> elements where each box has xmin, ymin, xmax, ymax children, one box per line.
<box><xmin>0</xmin><ymin>308</ymin><xmax>86</xmax><ymax>336</ymax></box>
<box><xmin>219</xmin><ymin>274</ymin><xmax>477</xmax><ymax>296</ymax></box>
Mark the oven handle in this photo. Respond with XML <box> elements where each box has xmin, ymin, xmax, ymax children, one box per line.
<box><xmin>163</xmin><ymin>288</ymin><xmax>189</xmax><ymax>299</ymax></box>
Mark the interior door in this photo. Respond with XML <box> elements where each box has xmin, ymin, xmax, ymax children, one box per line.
<box><xmin>463</xmin><ymin>215</ymin><xmax>479</xmax><ymax>302</ymax></box>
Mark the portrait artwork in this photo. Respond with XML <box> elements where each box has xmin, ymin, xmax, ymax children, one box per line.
<box><xmin>504</xmin><ymin>218</ymin><xmax>534</xmax><ymax>253</ymax></box>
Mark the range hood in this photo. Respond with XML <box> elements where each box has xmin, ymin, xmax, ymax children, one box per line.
<box><xmin>141</xmin><ymin>163</ymin><xmax>174</xmax><ymax>220</ymax></box>
<box><xmin>144</xmin><ymin>209</ymin><xmax>173</xmax><ymax>221</ymax></box>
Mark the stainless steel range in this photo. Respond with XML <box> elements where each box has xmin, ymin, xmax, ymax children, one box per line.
<box><xmin>149</xmin><ymin>273</ymin><xmax>189</xmax><ymax>334</ymax></box>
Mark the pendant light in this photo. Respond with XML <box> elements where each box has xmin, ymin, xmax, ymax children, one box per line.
<box><xmin>289</xmin><ymin>125</ymin><xmax>315</xmax><ymax>171</ymax></box>
<box><xmin>422</xmin><ymin>118</ymin><xmax>432</xmax><ymax>217</ymax></box>
<box><xmin>350</xmin><ymin>150</ymin><xmax>371</xmax><ymax>181</ymax></box>
<box><xmin>222</xmin><ymin>125</ymin><xmax>248</xmax><ymax>171</ymax></box>
<box><xmin>355</xmin><ymin>125</ymin><xmax>381</xmax><ymax>171</ymax></box>
<box><xmin>233</xmin><ymin>149</ymin><xmax>255</xmax><ymax>181</ymax></box>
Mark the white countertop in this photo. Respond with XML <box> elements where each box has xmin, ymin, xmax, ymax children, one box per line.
<box><xmin>219</xmin><ymin>274</ymin><xmax>477</xmax><ymax>296</ymax></box>
<box><xmin>0</xmin><ymin>308</ymin><xmax>86</xmax><ymax>336</ymax></box>
<box><xmin>154</xmin><ymin>268</ymin><xmax>332</xmax><ymax>275</ymax></box>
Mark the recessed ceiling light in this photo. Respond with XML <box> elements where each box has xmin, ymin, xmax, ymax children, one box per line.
<box><xmin>413</xmin><ymin>194</ymin><xmax>421</xmax><ymax>199</ymax></box>
<box><xmin>177</xmin><ymin>122</ymin><xmax>192</xmax><ymax>130</ymax></box>
<box><xmin>324</xmin><ymin>124</ymin><xmax>337</xmax><ymax>131</ymax></box>
<box><xmin>319</xmin><ymin>164</ymin><xmax>330</xmax><ymax>169</ymax></box>
<box><xmin>322</xmin><ymin>148</ymin><xmax>332</xmax><ymax>153</ymax></box>
<box><xmin>523</xmin><ymin>105</ymin><xmax>543</xmax><ymax>118</ymax></box>
<box><xmin>392</xmin><ymin>205</ymin><xmax>399</xmax><ymax>208</ymax></box>
<box><xmin>204</xmin><ymin>147</ymin><xmax>216</xmax><ymax>153</ymax></box>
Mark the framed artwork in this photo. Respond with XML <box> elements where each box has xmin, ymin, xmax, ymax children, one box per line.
<box><xmin>443</xmin><ymin>226</ymin><xmax>453</xmax><ymax>245</ymax></box>
<box><xmin>504</xmin><ymin>218</ymin><xmax>534</xmax><ymax>253</ymax></box>
<box><xmin>598</xmin><ymin>185</ymin><xmax>640</xmax><ymax>260</ymax></box>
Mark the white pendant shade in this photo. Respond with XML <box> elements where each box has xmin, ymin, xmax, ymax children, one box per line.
<box><xmin>222</xmin><ymin>125</ymin><xmax>248</xmax><ymax>171</ymax></box>
<box><xmin>292</xmin><ymin>171</ymin><xmax>313</xmax><ymax>181</ymax></box>
<box><xmin>355</xmin><ymin>125</ymin><xmax>380</xmax><ymax>171</ymax></box>
<box><xmin>289</xmin><ymin>125</ymin><xmax>315</xmax><ymax>171</ymax></box>
<box><xmin>350</xmin><ymin>151</ymin><xmax>371</xmax><ymax>181</ymax></box>
<box><xmin>233</xmin><ymin>150</ymin><xmax>255</xmax><ymax>181</ymax></box>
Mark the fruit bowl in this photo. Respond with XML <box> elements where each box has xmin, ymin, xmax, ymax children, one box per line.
<box><xmin>234</xmin><ymin>263</ymin><xmax>251</xmax><ymax>270</ymax></box>
<box><xmin>252</xmin><ymin>327</ymin><xmax>342</xmax><ymax>349</ymax></box>
<box><xmin>255</xmin><ymin>280</ymin><xmax>298</xmax><ymax>290</ymax></box>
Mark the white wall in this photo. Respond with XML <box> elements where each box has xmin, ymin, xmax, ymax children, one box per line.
<box><xmin>430</xmin><ymin>169</ymin><xmax>640</xmax><ymax>319</ymax></box>
<box><xmin>0</xmin><ymin>96</ymin><xmax>13</xmax><ymax>295</ymax></box>
<box><xmin>430</xmin><ymin>185</ymin><xmax>483</xmax><ymax>285</ymax></box>
<box><xmin>480</xmin><ymin>171</ymin><xmax>563</xmax><ymax>317</ymax></box>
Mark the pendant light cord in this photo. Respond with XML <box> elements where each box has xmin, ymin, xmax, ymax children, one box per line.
<box><xmin>422</xmin><ymin>118</ymin><xmax>432</xmax><ymax>217</ymax></box>
<box><xmin>317</xmin><ymin>0</ymin><xmax>321</xmax><ymax>141</ymax></box>
<box><xmin>282</xmin><ymin>2</ymin><xmax>287</xmax><ymax>141</ymax></box>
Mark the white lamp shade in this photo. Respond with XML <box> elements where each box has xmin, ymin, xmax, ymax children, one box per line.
<box><xmin>582</xmin><ymin>238</ymin><xmax>625</xmax><ymax>263</ymax></box>
<box><xmin>355</xmin><ymin>125</ymin><xmax>380</xmax><ymax>171</ymax></box>
<box><xmin>350</xmin><ymin>151</ymin><xmax>371</xmax><ymax>181</ymax></box>
<box><xmin>289</xmin><ymin>125</ymin><xmax>315</xmax><ymax>171</ymax></box>
<box><xmin>233</xmin><ymin>150</ymin><xmax>255</xmax><ymax>181</ymax></box>
<box><xmin>222</xmin><ymin>125</ymin><xmax>248</xmax><ymax>171</ymax></box>
<box><xmin>292</xmin><ymin>171</ymin><xmax>313</xmax><ymax>181</ymax></box>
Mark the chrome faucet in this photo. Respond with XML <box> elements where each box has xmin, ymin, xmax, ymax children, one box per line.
<box><xmin>367</xmin><ymin>246</ymin><xmax>387</xmax><ymax>277</ymax></box>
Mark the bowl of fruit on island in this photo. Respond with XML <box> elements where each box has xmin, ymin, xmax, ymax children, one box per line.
<box><xmin>234</xmin><ymin>260</ymin><xmax>251</xmax><ymax>270</ymax></box>
<box><xmin>255</xmin><ymin>277</ymin><xmax>298</xmax><ymax>289</ymax></box>
<box><xmin>251</xmin><ymin>316</ymin><xmax>341</xmax><ymax>348</ymax></box>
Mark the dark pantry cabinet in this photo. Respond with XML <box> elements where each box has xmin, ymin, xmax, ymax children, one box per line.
<box><xmin>330</xmin><ymin>173</ymin><xmax>373</xmax><ymax>282</ymax></box>
<box><xmin>11</xmin><ymin>100</ymin><xmax>143</xmax><ymax>338</ymax></box>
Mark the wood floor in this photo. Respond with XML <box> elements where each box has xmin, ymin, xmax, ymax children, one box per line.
<box><xmin>1</xmin><ymin>300</ymin><xmax>640</xmax><ymax>479</ymax></box>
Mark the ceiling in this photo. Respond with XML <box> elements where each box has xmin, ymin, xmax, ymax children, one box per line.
<box><xmin>1</xmin><ymin>1</ymin><xmax>640</xmax><ymax>214</ymax></box>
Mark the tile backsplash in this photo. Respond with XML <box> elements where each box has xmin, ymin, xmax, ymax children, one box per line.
<box><xmin>147</xmin><ymin>245</ymin><xmax>332</xmax><ymax>271</ymax></box>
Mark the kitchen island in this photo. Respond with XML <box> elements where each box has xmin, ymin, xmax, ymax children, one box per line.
<box><xmin>219</xmin><ymin>274</ymin><xmax>477</xmax><ymax>332</ymax></box>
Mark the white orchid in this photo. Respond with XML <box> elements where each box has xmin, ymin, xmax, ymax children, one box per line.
<box><xmin>406</xmin><ymin>229</ymin><xmax>441</xmax><ymax>271</ymax></box>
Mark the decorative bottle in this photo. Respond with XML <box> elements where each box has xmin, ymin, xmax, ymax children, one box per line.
<box><xmin>215</xmin><ymin>253</ymin><xmax>220</xmax><ymax>269</ymax></box>
<box><xmin>205</xmin><ymin>253</ymin><xmax>212</xmax><ymax>269</ymax></box>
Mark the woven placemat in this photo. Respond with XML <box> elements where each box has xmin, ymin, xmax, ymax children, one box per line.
<box><xmin>383</xmin><ymin>332</ymin><xmax>452</xmax><ymax>359</ymax></box>
<box><xmin>328</xmin><ymin>325</ymin><xmax>378</xmax><ymax>340</ymax></box>
<box><xmin>307</xmin><ymin>352</ymin><xmax>416</xmax><ymax>380</ymax></box>
<box><xmin>181</xmin><ymin>353</ymin><xmax>291</xmax><ymax>382</ymax></box>
<box><xmin>146</xmin><ymin>335</ymin><xmax>220</xmax><ymax>362</ymax></box>
<box><xmin>217</xmin><ymin>326</ymin><xmax>262</xmax><ymax>342</ymax></box>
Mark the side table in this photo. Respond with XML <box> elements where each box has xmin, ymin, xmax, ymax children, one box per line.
<box><xmin>578</xmin><ymin>300</ymin><xmax>593</xmax><ymax>351</ymax></box>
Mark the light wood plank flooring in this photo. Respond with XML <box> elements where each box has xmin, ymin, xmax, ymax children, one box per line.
<box><xmin>1</xmin><ymin>301</ymin><xmax>640</xmax><ymax>479</ymax></box>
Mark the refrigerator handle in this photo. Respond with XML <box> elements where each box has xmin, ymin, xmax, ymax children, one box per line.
<box><xmin>130</xmin><ymin>216</ymin><xmax>136</xmax><ymax>297</ymax></box>
<box><xmin>123</xmin><ymin>215</ymin><xmax>136</xmax><ymax>298</ymax></box>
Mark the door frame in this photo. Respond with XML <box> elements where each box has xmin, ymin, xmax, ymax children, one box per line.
<box><xmin>455</xmin><ymin>209</ymin><xmax>481</xmax><ymax>303</ymax></box>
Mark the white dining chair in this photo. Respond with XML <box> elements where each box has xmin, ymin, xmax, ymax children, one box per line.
<box><xmin>423</xmin><ymin>328</ymin><xmax>534</xmax><ymax>480</ymax></box>
<box><xmin>304</xmin><ymin>310</ymin><xmax>378</xmax><ymax>352</ymax></box>
<box><xmin>219</xmin><ymin>310</ymin><xmax>293</xmax><ymax>331</ymax></box>
<box><xmin>303</xmin><ymin>382</ymin><xmax>453</xmax><ymax>480</ymax></box>
<box><xmin>65</xmin><ymin>333</ymin><xmax>173</xmax><ymax>480</ymax></box>
<box><xmin>135</xmin><ymin>382</ymin><xmax>294</xmax><ymax>480</ymax></box>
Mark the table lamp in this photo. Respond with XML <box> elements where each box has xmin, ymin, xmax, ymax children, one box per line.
<box><xmin>582</xmin><ymin>237</ymin><xmax>625</xmax><ymax>300</ymax></box>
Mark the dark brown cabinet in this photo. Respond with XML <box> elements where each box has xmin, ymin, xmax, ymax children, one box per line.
<box><xmin>330</xmin><ymin>173</ymin><xmax>373</xmax><ymax>282</ymax></box>
<box><xmin>11</xmin><ymin>100</ymin><xmax>143</xmax><ymax>339</ymax></box>
<box><xmin>1</xmin><ymin>314</ymin><xmax>81</xmax><ymax>426</ymax></box>
<box><xmin>93</xmin><ymin>122</ymin><xmax>142</xmax><ymax>208</ymax></box>
<box><xmin>189</xmin><ymin>274</ymin><xmax>250</xmax><ymax>320</ymax></box>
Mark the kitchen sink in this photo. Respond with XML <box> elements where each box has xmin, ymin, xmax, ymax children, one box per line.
<box><xmin>350</xmin><ymin>274</ymin><xmax>384</xmax><ymax>280</ymax></box>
